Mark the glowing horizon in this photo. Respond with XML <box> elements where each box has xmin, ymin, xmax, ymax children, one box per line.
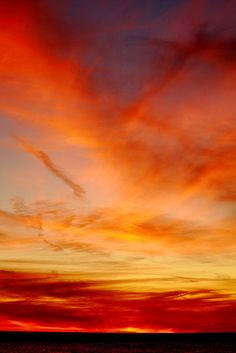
<box><xmin>0</xmin><ymin>0</ymin><xmax>236</xmax><ymax>332</ymax></box>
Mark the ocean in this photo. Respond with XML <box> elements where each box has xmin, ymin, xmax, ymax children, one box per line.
<box><xmin>0</xmin><ymin>332</ymin><xmax>235</xmax><ymax>353</ymax></box>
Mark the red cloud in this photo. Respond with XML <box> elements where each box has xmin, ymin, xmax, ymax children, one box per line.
<box><xmin>0</xmin><ymin>271</ymin><xmax>235</xmax><ymax>332</ymax></box>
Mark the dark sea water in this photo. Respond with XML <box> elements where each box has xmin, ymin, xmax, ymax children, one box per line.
<box><xmin>0</xmin><ymin>342</ymin><xmax>236</xmax><ymax>353</ymax></box>
<box><xmin>0</xmin><ymin>333</ymin><xmax>235</xmax><ymax>353</ymax></box>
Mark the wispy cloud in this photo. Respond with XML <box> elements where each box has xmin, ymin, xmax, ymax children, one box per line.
<box><xmin>16</xmin><ymin>136</ymin><xmax>85</xmax><ymax>198</ymax></box>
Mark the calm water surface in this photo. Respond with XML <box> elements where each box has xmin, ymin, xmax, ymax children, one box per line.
<box><xmin>0</xmin><ymin>342</ymin><xmax>236</xmax><ymax>352</ymax></box>
<box><xmin>0</xmin><ymin>333</ymin><xmax>235</xmax><ymax>353</ymax></box>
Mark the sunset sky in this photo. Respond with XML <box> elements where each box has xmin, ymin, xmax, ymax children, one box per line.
<box><xmin>0</xmin><ymin>0</ymin><xmax>236</xmax><ymax>332</ymax></box>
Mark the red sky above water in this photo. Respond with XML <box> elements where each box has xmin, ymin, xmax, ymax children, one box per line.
<box><xmin>0</xmin><ymin>0</ymin><xmax>236</xmax><ymax>332</ymax></box>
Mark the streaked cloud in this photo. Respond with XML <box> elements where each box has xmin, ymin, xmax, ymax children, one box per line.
<box><xmin>0</xmin><ymin>271</ymin><xmax>235</xmax><ymax>332</ymax></box>
<box><xmin>16</xmin><ymin>137</ymin><xmax>85</xmax><ymax>198</ymax></box>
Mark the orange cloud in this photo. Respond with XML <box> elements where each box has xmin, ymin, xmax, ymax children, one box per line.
<box><xmin>0</xmin><ymin>0</ymin><xmax>235</xmax><ymax>205</ymax></box>
<box><xmin>0</xmin><ymin>0</ymin><xmax>236</xmax><ymax>333</ymax></box>
<box><xmin>1</xmin><ymin>199</ymin><xmax>236</xmax><ymax>257</ymax></box>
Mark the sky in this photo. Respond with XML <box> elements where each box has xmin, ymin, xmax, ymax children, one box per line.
<box><xmin>0</xmin><ymin>0</ymin><xmax>236</xmax><ymax>332</ymax></box>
